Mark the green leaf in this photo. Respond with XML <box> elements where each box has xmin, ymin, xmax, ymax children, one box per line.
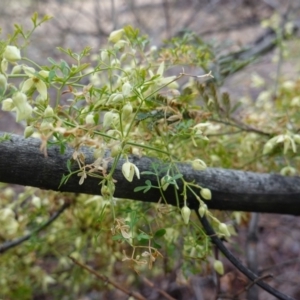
<box><xmin>48</xmin><ymin>69</ymin><xmax>56</xmax><ymax>81</ymax></box>
<box><xmin>141</xmin><ymin>171</ymin><xmax>156</xmax><ymax>175</ymax></box>
<box><xmin>66</xmin><ymin>159</ymin><xmax>72</xmax><ymax>172</ymax></box>
<box><xmin>47</xmin><ymin>57</ymin><xmax>57</xmax><ymax>65</ymax></box>
<box><xmin>59</xmin><ymin>143</ymin><xmax>66</xmax><ymax>154</ymax></box>
<box><xmin>171</xmin><ymin>173</ymin><xmax>183</xmax><ymax>180</ymax></box>
<box><xmin>154</xmin><ymin>228</ymin><xmax>166</xmax><ymax>238</ymax></box>
<box><xmin>133</xmin><ymin>181</ymin><xmax>152</xmax><ymax>193</ymax></box>
<box><xmin>136</xmin><ymin>233</ymin><xmax>151</xmax><ymax>241</ymax></box>
<box><xmin>31</xmin><ymin>12</ymin><xmax>38</xmax><ymax>26</ymax></box>
<box><xmin>112</xmin><ymin>235</ymin><xmax>123</xmax><ymax>241</ymax></box>
<box><xmin>153</xmin><ymin>241</ymin><xmax>162</xmax><ymax>249</ymax></box>
<box><xmin>70</xmin><ymin>63</ymin><xmax>90</xmax><ymax>75</ymax></box>
<box><xmin>230</xmin><ymin>101</ymin><xmax>242</xmax><ymax>114</ymax></box>
<box><xmin>134</xmin><ymin>186</ymin><xmax>147</xmax><ymax>192</ymax></box>
<box><xmin>58</xmin><ymin>174</ymin><xmax>68</xmax><ymax>188</ymax></box>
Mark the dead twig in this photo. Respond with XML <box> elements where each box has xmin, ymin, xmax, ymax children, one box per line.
<box><xmin>195</xmin><ymin>209</ymin><xmax>295</xmax><ymax>300</ymax></box>
<box><xmin>69</xmin><ymin>256</ymin><xmax>147</xmax><ymax>300</ymax></box>
<box><xmin>0</xmin><ymin>201</ymin><xmax>71</xmax><ymax>254</ymax></box>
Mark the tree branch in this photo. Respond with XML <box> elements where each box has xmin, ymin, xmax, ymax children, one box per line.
<box><xmin>195</xmin><ymin>210</ymin><xmax>295</xmax><ymax>300</ymax></box>
<box><xmin>69</xmin><ymin>256</ymin><xmax>147</xmax><ymax>300</ymax></box>
<box><xmin>0</xmin><ymin>132</ymin><xmax>300</xmax><ymax>215</ymax></box>
<box><xmin>0</xmin><ymin>202</ymin><xmax>70</xmax><ymax>254</ymax></box>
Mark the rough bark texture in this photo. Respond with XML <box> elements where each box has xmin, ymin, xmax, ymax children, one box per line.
<box><xmin>1</xmin><ymin>132</ymin><xmax>300</xmax><ymax>215</ymax></box>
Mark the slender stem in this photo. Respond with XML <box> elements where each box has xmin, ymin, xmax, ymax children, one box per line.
<box><xmin>195</xmin><ymin>209</ymin><xmax>295</xmax><ymax>300</ymax></box>
<box><xmin>0</xmin><ymin>202</ymin><xmax>70</xmax><ymax>254</ymax></box>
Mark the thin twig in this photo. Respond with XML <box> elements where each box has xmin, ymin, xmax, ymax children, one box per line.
<box><xmin>142</xmin><ymin>277</ymin><xmax>176</xmax><ymax>300</ymax></box>
<box><xmin>259</xmin><ymin>257</ymin><xmax>300</xmax><ymax>274</ymax></box>
<box><xmin>213</xmin><ymin>246</ymin><xmax>221</xmax><ymax>300</ymax></box>
<box><xmin>210</xmin><ymin>118</ymin><xmax>272</xmax><ymax>137</ymax></box>
<box><xmin>0</xmin><ymin>202</ymin><xmax>70</xmax><ymax>254</ymax></box>
<box><xmin>194</xmin><ymin>209</ymin><xmax>295</xmax><ymax>300</ymax></box>
<box><xmin>272</xmin><ymin>0</ymin><xmax>293</xmax><ymax>99</ymax></box>
<box><xmin>69</xmin><ymin>256</ymin><xmax>147</xmax><ymax>300</ymax></box>
<box><xmin>207</xmin><ymin>129</ymin><xmax>244</xmax><ymax>137</ymax></box>
<box><xmin>246</xmin><ymin>274</ymin><xmax>274</xmax><ymax>291</ymax></box>
<box><xmin>246</xmin><ymin>213</ymin><xmax>260</xmax><ymax>300</ymax></box>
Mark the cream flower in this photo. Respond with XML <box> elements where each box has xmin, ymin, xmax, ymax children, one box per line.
<box><xmin>103</xmin><ymin>111</ymin><xmax>119</xmax><ymax>129</ymax></box>
<box><xmin>148</xmin><ymin>61</ymin><xmax>177</xmax><ymax>87</ymax></box>
<box><xmin>122</xmin><ymin>161</ymin><xmax>140</xmax><ymax>182</ymax></box>
<box><xmin>108</xmin><ymin>29</ymin><xmax>124</xmax><ymax>43</ymax></box>
<box><xmin>12</xmin><ymin>92</ymin><xmax>32</xmax><ymax>121</ymax></box>
<box><xmin>3</xmin><ymin>45</ymin><xmax>21</xmax><ymax>62</ymax></box>
<box><xmin>200</xmin><ymin>188</ymin><xmax>212</xmax><ymax>200</ymax></box>
<box><xmin>181</xmin><ymin>205</ymin><xmax>191</xmax><ymax>224</ymax></box>
<box><xmin>1</xmin><ymin>98</ymin><xmax>14</xmax><ymax>111</ymax></box>
<box><xmin>191</xmin><ymin>159</ymin><xmax>207</xmax><ymax>171</ymax></box>
<box><xmin>21</xmin><ymin>66</ymin><xmax>48</xmax><ymax>99</ymax></box>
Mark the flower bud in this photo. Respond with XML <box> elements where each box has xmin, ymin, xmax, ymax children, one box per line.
<box><xmin>100</xmin><ymin>50</ymin><xmax>109</xmax><ymax>61</ymax></box>
<box><xmin>294</xmin><ymin>134</ymin><xmax>300</xmax><ymax>144</ymax></box>
<box><xmin>101</xmin><ymin>184</ymin><xmax>112</xmax><ymax>199</ymax></box>
<box><xmin>85</xmin><ymin>114</ymin><xmax>95</xmax><ymax>125</ymax></box>
<box><xmin>280</xmin><ymin>166</ymin><xmax>297</xmax><ymax>176</ymax></box>
<box><xmin>12</xmin><ymin>92</ymin><xmax>32</xmax><ymax>122</ymax></box>
<box><xmin>213</xmin><ymin>260</ymin><xmax>224</xmax><ymax>275</ymax></box>
<box><xmin>161</xmin><ymin>175</ymin><xmax>172</xmax><ymax>191</ymax></box>
<box><xmin>23</xmin><ymin>66</ymin><xmax>35</xmax><ymax>76</ymax></box>
<box><xmin>24</xmin><ymin>125</ymin><xmax>34</xmax><ymax>138</ymax></box>
<box><xmin>0</xmin><ymin>73</ymin><xmax>7</xmax><ymax>94</ymax></box>
<box><xmin>198</xmin><ymin>204</ymin><xmax>207</xmax><ymax>217</ymax></box>
<box><xmin>40</xmin><ymin>120</ymin><xmax>54</xmax><ymax>132</ymax></box>
<box><xmin>219</xmin><ymin>223</ymin><xmax>231</xmax><ymax>238</ymax></box>
<box><xmin>263</xmin><ymin>141</ymin><xmax>273</xmax><ymax>155</ymax></box>
<box><xmin>111</xmin><ymin>58</ymin><xmax>120</xmax><ymax>67</ymax></box>
<box><xmin>181</xmin><ymin>205</ymin><xmax>191</xmax><ymax>225</ymax></box>
<box><xmin>39</xmin><ymin>70</ymin><xmax>49</xmax><ymax>78</ymax></box>
<box><xmin>108</xmin><ymin>29</ymin><xmax>124</xmax><ymax>43</ymax></box>
<box><xmin>11</xmin><ymin>64</ymin><xmax>22</xmax><ymax>74</ymax></box>
<box><xmin>114</xmin><ymin>40</ymin><xmax>127</xmax><ymax>50</ymax></box>
<box><xmin>35</xmin><ymin>96</ymin><xmax>47</xmax><ymax>108</ymax></box>
<box><xmin>191</xmin><ymin>159</ymin><xmax>207</xmax><ymax>171</ymax></box>
<box><xmin>200</xmin><ymin>188</ymin><xmax>212</xmax><ymax>200</ymax></box>
<box><xmin>103</xmin><ymin>111</ymin><xmax>118</xmax><ymax>129</ymax></box>
<box><xmin>111</xmin><ymin>93</ymin><xmax>123</xmax><ymax>104</ymax></box>
<box><xmin>122</xmin><ymin>102</ymin><xmax>133</xmax><ymax>120</ymax></box>
<box><xmin>32</xmin><ymin>196</ymin><xmax>42</xmax><ymax>209</ymax></box>
<box><xmin>150</xmin><ymin>46</ymin><xmax>157</xmax><ymax>53</ymax></box>
<box><xmin>3</xmin><ymin>45</ymin><xmax>21</xmax><ymax>62</ymax></box>
<box><xmin>93</xmin><ymin>148</ymin><xmax>105</xmax><ymax>160</ymax></box>
<box><xmin>1</xmin><ymin>59</ymin><xmax>8</xmax><ymax>73</ymax></box>
<box><xmin>122</xmin><ymin>82</ymin><xmax>132</xmax><ymax>97</ymax></box>
<box><xmin>44</xmin><ymin>105</ymin><xmax>54</xmax><ymax>118</ymax></box>
<box><xmin>122</xmin><ymin>161</ymin><xmax>140</xmax><ymax>182</ymax></box>
<box><xmin>110</xmin><ymin>143</ymin><xmax>121</xmax><ymax>157</ymax></box>
<box><xmin>1</xmin><ymin>98</ymin><xmax>14</xmax><ymax>111</ymax></box>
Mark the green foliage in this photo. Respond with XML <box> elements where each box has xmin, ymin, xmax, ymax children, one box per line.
<box><xmin>0</xmin><ymin>12</ymin><xmax>300</xmax><ymax>298</ymax></box>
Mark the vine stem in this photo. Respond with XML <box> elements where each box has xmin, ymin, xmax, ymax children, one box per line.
<box><xmin>195</xmin><ymin>209</ymin><xmax>295</xmax><ymax>300</ymax></box>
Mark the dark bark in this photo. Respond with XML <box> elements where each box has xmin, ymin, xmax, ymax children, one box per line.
<box><xmin>1</xmin><ymin>132</ymin><xmax>300</xmax><ymax>215</ymax></box>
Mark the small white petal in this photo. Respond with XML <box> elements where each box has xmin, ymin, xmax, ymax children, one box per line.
<box><xmin>36</xmin><ymin>80</ymin><xmax>48</xmax><ymax>99</ymax></box>
<box><xmin>3</xmin><ymin>45</ymin><xmax>21</xmax><ymax>62</ymax></box>
<box><xmin>108</xmin><ymin>29</ymin><xmax>124</xmax><ymax>43</ymax></box>
<box><xmin>21</xmin><ymin>78</ymin><xmax>34</xmax><ymax>93</ymax></box>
